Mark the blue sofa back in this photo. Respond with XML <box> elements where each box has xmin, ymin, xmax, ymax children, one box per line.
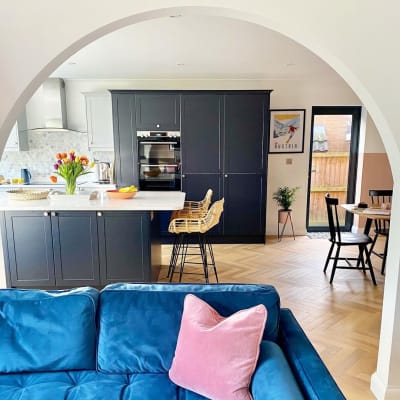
<box><xmin>0</xmin><ymin>287</ymin><xmax>98</xmax><ymax>373</ymax></box>
<box><xmin>97</xmin><ymin>283</ymin><xmax>280</xmax><ymax>374</ymax></box>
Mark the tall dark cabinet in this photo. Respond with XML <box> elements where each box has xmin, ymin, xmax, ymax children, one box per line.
<box><xmin>181</xmin><ymin>91</ymin><xmax>269</xmax><ymax>242</ymax></box>
<box><xmin>111</xmin><ymin>89</ymin><xmax>271</xmax><ymax>243</ymax></box>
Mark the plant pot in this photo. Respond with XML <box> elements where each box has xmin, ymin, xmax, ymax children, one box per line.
<box><xmin>278</xmin><ymin>209</ymin><xmax>291</xmax><ymax>223</ymax></box>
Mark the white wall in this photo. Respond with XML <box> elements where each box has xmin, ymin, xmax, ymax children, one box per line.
<box><xmin>64</xmin><ymin>78</ymin><xmax>381</xmax><ymax>235</ymax></box>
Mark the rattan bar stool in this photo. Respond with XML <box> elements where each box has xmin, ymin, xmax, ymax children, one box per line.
<box><xmin>171</xmin><ymin>188</ymin><xmax>213</xmax><ymax>219</ymax></box>
<box><xmin>167</xmin><ymin>189</ymin><xmax>213</xmax><ymax>278</ymax></box>
<box><xmin>168</xmin><ymin>198</ymin><xmax>224</xmax><ymax>283</ymax></box>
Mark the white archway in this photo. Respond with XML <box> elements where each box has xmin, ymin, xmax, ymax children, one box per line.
<box><xmin>1</xmin><ymin>3</ymin><xmax>399</xmax><ymax>398</ymax></box>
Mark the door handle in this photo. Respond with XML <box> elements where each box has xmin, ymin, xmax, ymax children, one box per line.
<box><xmin>97</xmin><ymin>212</ymin><xmax>102</xmax><ymax>217</ymax></box>
<box><xmin>43</xmin><ymin>211</ymin><xmax>49</xmax><ymax>217</ymax></box>
<box><xmin>51</xmin><ymin>212</ymin><xmax>56</xmax><ymax>217</ymax></box>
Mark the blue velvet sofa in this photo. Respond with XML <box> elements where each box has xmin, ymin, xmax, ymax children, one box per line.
<box><xmin>0</xmin><ymin>283</ymin><xmax>345</xmax><ymax>399</ymax></box>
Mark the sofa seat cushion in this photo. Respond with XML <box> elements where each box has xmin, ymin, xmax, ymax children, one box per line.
<box><xmin>98</xmin><ymin>283</ymin><xmax>280</xmax><ymax>374</ymax></box>
<box><xmin>0</xmin><ymin>350</ymin><xmax>303</xmax><ymax>400</ymax></box>
<box><xmin>0</xmin><ymin>287</ymin><xmax>99</xmax><ymax>373</ymax></box>
<box><xmin>0</xmin><ymin>371</ymin><xmax>178</xmax><ymax>400</ymax></box>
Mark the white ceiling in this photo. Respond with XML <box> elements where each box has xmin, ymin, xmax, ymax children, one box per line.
<box><xmin>52</xmin><ymin>16</ymin><xmax>340</xmax><ymax>81</ymax></box>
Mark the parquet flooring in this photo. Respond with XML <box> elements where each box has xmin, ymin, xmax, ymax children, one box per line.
<box><xmin>158</xmin><ymin>235</ymin><xmax>386</xmax><ymax>400</ymax></box>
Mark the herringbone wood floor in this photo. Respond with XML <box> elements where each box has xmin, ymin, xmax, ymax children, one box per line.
<box><xmin>159</xmin><ymin>235</ymin><xmax>386</xmax><ymax>400</ymax></box>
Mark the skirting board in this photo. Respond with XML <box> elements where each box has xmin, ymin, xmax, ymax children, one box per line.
<box><xmin>371</xmin><ymin>372</ymin><xmax>400</xmax><ymax>400</ymax></box>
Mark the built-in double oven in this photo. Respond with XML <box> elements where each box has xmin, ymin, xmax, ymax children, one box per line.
<box><xmin>137</xmin><ymin>131</ymin><xmax>181</xmax><ymax>191</ymax></box>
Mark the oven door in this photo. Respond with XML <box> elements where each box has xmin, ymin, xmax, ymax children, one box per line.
<box><xmin>138</xmin><ymin>140</ymin><xmax>181</xmax><ymax>190</ymax></box>
<box><xmin>139</xmin><ymin>163</ymin><xmax>181</xmax><ymax>191</ymax></box>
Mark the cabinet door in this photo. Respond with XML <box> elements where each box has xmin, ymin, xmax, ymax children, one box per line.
<box><xmin>98</xmin><ymin>212</ymin><xmax>151</xmax><ymax>284</ymax></box>
<box><xmin>112</xmin><ymin>93</ymin><xmax>138</xmax><ymax>187</ymax></box>
<box><xmin>224</xmin><ymin>93</ymin><xmax>268</xmax><ymax>173</ymax></box>
<box><xmin>85</xmin><ymin>92</ymin><xmax>114</xmax><ymax>150</ymax></box>
<box><xmin>51</xmin><ymin>212</ymin><xmax>100</xmax><ymax>287</ymax></box>
<box><xmin>4</xmin><ymin>211</ymin><xmax>55</xmax><ymax>287</ymax></box>
<box><xmin>222</xmin><ymin>174</ymin><xmax>266</xmax><ymax>239</ymax></box>
<box><xmin>135</xmin><ymin>93</ymin><xmax>180</xmax><ymax>131</ymax></box>
<box><xmin>181</xmin><ymin>93</ymin><xmax>221</xmax><ymax>173</ymax></box>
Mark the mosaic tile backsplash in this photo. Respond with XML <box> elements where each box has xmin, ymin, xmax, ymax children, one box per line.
<box><xmin>0</xmin><ymin>131</ymin><xmax>114</xmax><ymax>183</ymax></box>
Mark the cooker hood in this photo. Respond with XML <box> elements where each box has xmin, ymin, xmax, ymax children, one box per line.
<box><xmin>24</xmin><ymin>78</ymin><xmax>77</xmax><ymax>132</ymax></box>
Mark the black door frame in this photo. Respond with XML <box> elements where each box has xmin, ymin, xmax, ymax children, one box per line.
<box><xmin>306</xmin><ymin>106</ymin><xmax>362</xmax><ymax>232</ymax></box>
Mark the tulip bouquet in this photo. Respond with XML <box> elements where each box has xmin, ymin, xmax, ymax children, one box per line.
<box><xmin>50</xmin><ymin>151</ymin><xmax>94</xmax><ymax>195</ymax></box>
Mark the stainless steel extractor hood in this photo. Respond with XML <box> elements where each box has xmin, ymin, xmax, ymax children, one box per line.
<box><xmin>23</xmin><ymin>78</ymin><xmax>77</xmax><ymax>132</ymax></box>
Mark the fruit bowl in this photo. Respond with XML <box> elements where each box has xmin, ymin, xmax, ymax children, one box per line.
<box><xmin>106</xmin><ymin>190</ymin><xmax>137</xmax><ymax>199</ymax></box>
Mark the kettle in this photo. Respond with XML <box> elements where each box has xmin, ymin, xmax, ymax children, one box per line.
<box><xmin>95</xmin><ymin>161</ymin><xmax>112</xmax><ymax>183</ymax></box>
<box><xmin>20</xmin><ymin>168</ymin><xmax>31</xmax><ymax>184</ymax></box>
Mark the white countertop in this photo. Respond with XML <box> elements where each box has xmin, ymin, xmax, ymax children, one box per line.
<box><xmin>0</xmin><ymin>191</ymin><xmax>185</xmax><ymax>211</ymax></box>
<box><xmin>0</xmin><ymin>183</ymin><xmax>116</xmax><ymax>190</ymax></box>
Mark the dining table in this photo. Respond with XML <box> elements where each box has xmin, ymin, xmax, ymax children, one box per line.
<box><xmin>341</xmin><ymin>203</ymin><xmax>391</xmax><ymax>273</ymax></box>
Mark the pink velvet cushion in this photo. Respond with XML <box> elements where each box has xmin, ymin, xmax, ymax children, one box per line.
<box><xmin>169</xmin><ymin>294</ymin><xmax>267</xmax><ymax>400</ymax></box>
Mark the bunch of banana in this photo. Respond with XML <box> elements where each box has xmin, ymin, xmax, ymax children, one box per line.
<box><xmin>118</xmin><ymin>185</ymin><xmax>137</xmax><ymax>193</ymax></box>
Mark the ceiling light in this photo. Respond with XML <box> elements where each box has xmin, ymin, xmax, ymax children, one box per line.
<box><xmin>169</xmin><ymin>14</ymin><xmax>182</xmax><ymax>18</ymax></box>
<box><xmin>285</xmin><ymin>62</ymin><xmax>295</xmax><ymax>67</ymax></box>
<box><xmin>177</xmin><ymin>63</ymin><xmax>185</xmax><ymax>66</ymax></box>
<box><xmin>67</xmin><ymin>62</ymin><xmax>77</xmax><ymax>66</ymax></box>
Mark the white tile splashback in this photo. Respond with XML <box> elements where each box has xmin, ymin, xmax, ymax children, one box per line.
<box><xmin>0</xmin><ymin>131</ymin><xmax>114</xmax><ymax>182</ymax></box>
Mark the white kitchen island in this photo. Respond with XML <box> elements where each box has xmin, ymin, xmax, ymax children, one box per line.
<box><xmin>0</xmin><ymin>191</ymin><xmax>185</xmax><ymax>289</ymax></box>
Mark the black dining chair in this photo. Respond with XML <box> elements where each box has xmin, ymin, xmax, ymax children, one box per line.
<box><xmin>324</xmin><ymin>194</ymin><xmax>376</xmax><ymax>285</ymax></box>
<box><xmin>368</xmin><ymin>189</ymin><xmax>392</xmax><ymax>275</ymax></box>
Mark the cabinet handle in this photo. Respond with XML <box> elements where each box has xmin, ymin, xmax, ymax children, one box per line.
<box><xmin>156</xmin><ymin>124</ymin><xmax>160</xmax><ymax>128</ymax></box>
<box><xmin>97</xmin><ymin>212</ymin><xmax>102</xmax><ymax>217</ymax></box>
<box><xmin>224</xmin><ymin>174</ymin><xmax>228</xmax><ymax>178</ymax></box>
<box><xmin>182</xmin><ymin>174</ymin><xmax>185</xmax><ymax>178</ymax></box>
<box><xmin>43</xmin><ymin>211</ymin><xmax>49</xmax><ymax>216</ymax></box>
<box><xmin>51</xmin><ymin>212</ymin><xmax>56</xmax><ymax>217</ymax></box>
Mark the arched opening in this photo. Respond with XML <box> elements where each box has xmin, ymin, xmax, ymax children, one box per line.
<box><xmin>0</xmin><ymin>5</ymin><xmax>399</xmax><ymax>399</ymax></box>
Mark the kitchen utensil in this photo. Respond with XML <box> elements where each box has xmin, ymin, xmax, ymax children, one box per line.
<box><xmin>20</xmin><ymin>168</ymin><xmax>31</xmax><ymax>184</ymax></box>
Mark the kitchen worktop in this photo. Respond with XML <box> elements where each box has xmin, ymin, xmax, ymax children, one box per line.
<box><xmin>0</xmin><ymin>182</ymin><xmax>116</xmax><ymax>190</ymax></box>
<box><xmin>0</xmin><ymin>191</ymin><xmax>185</xmax><ymax>211</ymax></box>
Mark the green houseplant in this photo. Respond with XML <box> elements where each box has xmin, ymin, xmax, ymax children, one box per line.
<box><xmin>272</xmin><ymin>186</ymin><xmax>299</xmax><ymax>210</ymax></box>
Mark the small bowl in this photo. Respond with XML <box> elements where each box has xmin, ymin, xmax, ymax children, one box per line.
<box><xmin>106</xmin><ymin>190</ymin><xmax>137</xmax><ymax>199</ymax></box>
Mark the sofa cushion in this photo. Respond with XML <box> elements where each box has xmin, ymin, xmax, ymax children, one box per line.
<box><xmin>0</xmin><ymin>287</ymin><xmax>98</xmax><ymax>373</ymax></box>
<box><xmin>169</xmin><ymin>294</ymin><xmax>267</xmax><ymax>400</ymax></box>
<box><xmin>0</xmin><ymin>371</ymin><xmax>178</xmax><ymax>400</ymax></box>
<box><xmin>98</xmin><ymin>283</ymin><xmax>280</xmax><ymax>374</ymax></box>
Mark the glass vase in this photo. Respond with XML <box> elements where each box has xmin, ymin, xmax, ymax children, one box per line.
<box><xmin>65</xmin><ymin>179</ymin><xmax>77</xmax><ymax>195</ymax></box>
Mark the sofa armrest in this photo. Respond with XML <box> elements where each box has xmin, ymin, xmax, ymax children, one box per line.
<box><xmin>278</xmin><ymin>308</ymin><xmax>346</xmax><ymax>400</ymax></box>
<box><xmin>251</xmin><ymin>341</ymin><xmax>304</xmax><ymax>400</ymax></box>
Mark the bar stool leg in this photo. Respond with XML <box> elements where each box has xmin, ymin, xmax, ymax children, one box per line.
<box><xmin>179</xmin><ymin>235</ymin><xmax>189</xmax><ymax>283</ymax></box>
<box><xmin>205</xmin><ymin>234</ymin><xmax>219</xmax><ymax>283</ymax></box>
<box><xmin>199</xmin><ymin>233</ymin><xmax>209</xmax><ymax>283</ymax></box>
<box><xmin>167</xmin><ymin>234</ymin><xmax>179</xmax><ymax>278</ymax></box>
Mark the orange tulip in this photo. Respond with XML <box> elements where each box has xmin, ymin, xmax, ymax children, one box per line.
<box><xmin>50</xmin><ymin>176</ymin><xmax>57</xmax><ymax>183</ymax></box>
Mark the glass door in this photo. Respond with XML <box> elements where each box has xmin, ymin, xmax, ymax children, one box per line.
<box><xmin>306</xmin><ymin>106</ymin><xmax>361</xmax><ymax>231</ymax></box>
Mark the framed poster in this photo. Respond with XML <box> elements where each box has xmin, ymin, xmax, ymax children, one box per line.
<box><xmin>269</xmin><ymin>109</ymin><xmax>305</xmax><ymax>153</ymax></box>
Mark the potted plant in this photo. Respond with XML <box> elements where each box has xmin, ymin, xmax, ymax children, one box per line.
<box><xmin>273</xmin><ymin>186</ymin><xmax>299</xmax><ymax>223</ymax></box>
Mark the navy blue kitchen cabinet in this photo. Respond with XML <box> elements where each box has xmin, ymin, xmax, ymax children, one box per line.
<box><xmin>181</xmin><ymin>93</ymin><xmax>221</xmax><ymax>173</ymax></box>
<box><xmin>224</xmin><ymin>93</ymin><xmax>267</xmax><ymax>174</ymax></box>
<box><xmin>180</xmin><ymin>91</ymin><xmax>270</xmax><ymax>242</ymax></box>
<box><xmin>97</xmin><ymin>211</ymin><xmax>153</xmax><ymax>284</ymax></box>
<box><xmin>0</xmin><ymin>210</ymin><xmax>159</xmax><ymax>289</ymax></box>
<box><xmin>135</xmin><ymin>92</ymin><xmax>180</xmax><ymax>131</ymax></box>
<box><xmin>112</xmin><ymin>93</ymin><xmax>138</xmax><ymax>188</ymax></box>
<box><xmin>111</xmin><ymin>90</ymin><xmax>271</xmax><ymax>243</ymax></box>
<box><xmin>1</xmin><ymin>211</ymin><xmax>55</xmax><ymax>287</ymax></box>
<box><xmin>1</xmin><ymin>211</ymin><xmax>99</xmax><ymax>288</ymax></box>
<box><xmin>222</xmin><ymin>174</ymin><xmax>266</xmax><ymax>238</ymax></box>
<box><xmin>51</xmin><ymin>212</ymin><xmax>100</xmax><ymax>287</ymax></box>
